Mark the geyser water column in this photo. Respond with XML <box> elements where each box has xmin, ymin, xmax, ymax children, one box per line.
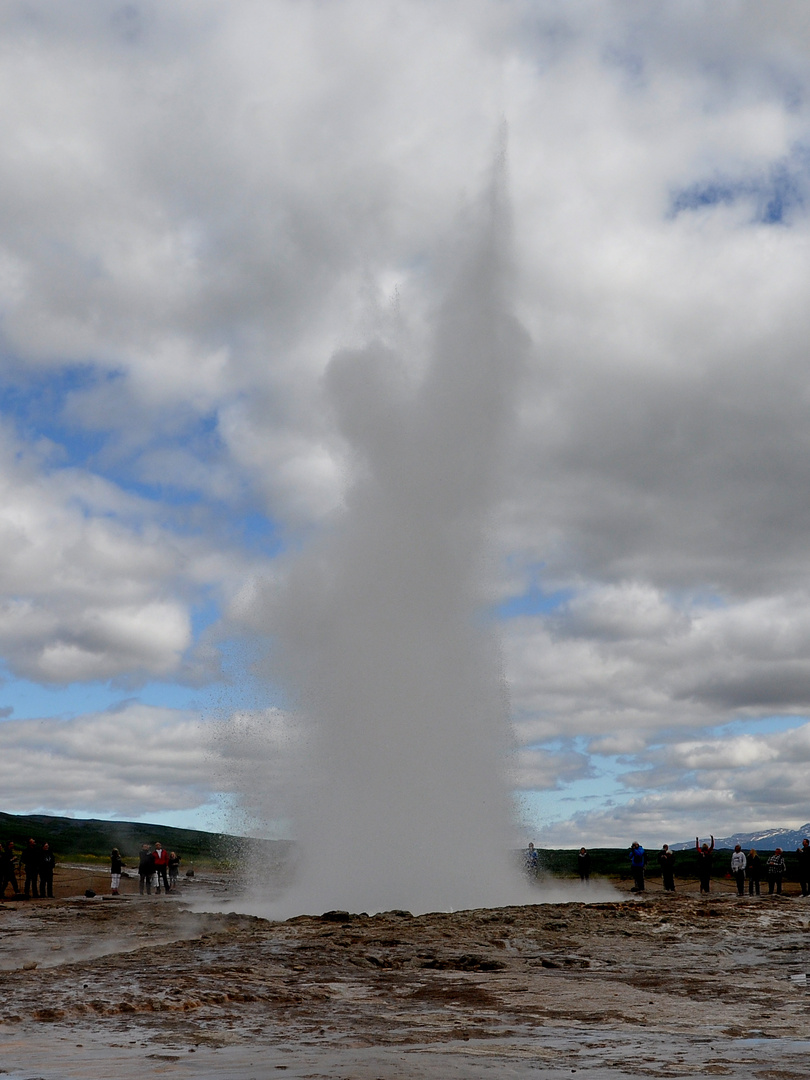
<box><xmin>271</xmin><ymin>159</ymin><xmax>529</xmax><ymax>915</ymax></box>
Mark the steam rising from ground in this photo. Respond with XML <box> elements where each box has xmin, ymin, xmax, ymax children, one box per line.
<box><xmin>257</xmin><ymin>154</ymin><xmax>538</xmax><ymax>916</ymax></box>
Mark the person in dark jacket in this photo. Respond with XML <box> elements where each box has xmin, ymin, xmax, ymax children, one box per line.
<box><xmin>578</xmin><ymin>848</ymin><xmax>591</xmax><ymax>883</ymax></box>
<box><xmin>659</xmin><ymin>844</ymin><xmax>676</xmax><ymax>892</ymax></box>
<box><xmin>767</xmin><ymin>848</ymin><xmax>787</xmax><ymax>895</ymax></box>
<box><xmin>20</xmin><ymin>838</ymin><xmax>40</xmax><ymax>898</ymax></box>
<box><xmin>138</xmin><ymin>843</ymin><xmax>154</xmax><ymax>895</ymax></box>
<box><xmin>168</xmin><ymin>851</ymin><xmax>181</xmax><ymax>889</ymax></box>
<box><xmin>695</xmin><ymin>836</ymin><xmax>714</xmax><ymax>894</ymax></box>
<box><xmin>747</xmin><ymin>849</ymin><xmax>762</xmax><ymax>896</ymax></box>
<box><xmin>110</xmin><ymin>848</ymin><xmax>124</xmax><ymax>895</ymax></box>
<box><xmin>1</xmin><ymin>840</ymin><xmax>19</xmax><ymax>897</ymax></box>
<box><xmin>38</xmin><ymin>842</ymin><xmax>56</xmax><ymax>898</ymax></box>
<box><xmin>796</xmin><ymin>838</ymin><xmax>810</xmax><ymax>897</ymax></box>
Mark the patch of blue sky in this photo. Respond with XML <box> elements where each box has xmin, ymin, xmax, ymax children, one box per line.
<box><xmin>495</xmin><ymin>584</ymin><xmax>574</xmax><ymax>620</ymax></box>
<box><xmin>519</xmin><ymin>738</ymin><xmax>629</xmax><ymax>822</ymax></box>
<box><xmin>670</xmin><ymin>146</ymin><xmax>810</xmax><ymax>225</ymax></box>
<box><xmin>0</xmin><ymin>671</ymin><xmax>208</xmax><ymax>722</ymax></box>
<box><xmin>123</xmin><ymin>796</ymin><xmax>290</xmax><ymax>838</ymax></box>
<box><xmin>33</xmin><ymin>802</ymin><xmax>232</xmax><ymax>833</ymax></box>
<box><xmin>517</xmin><ymin>777</ymin><xmax>631</xmax><ymax>838</ymax></box>
<box><xmin>191</xmin><ymin>595</ymin><xmax>221</xmax><ymax>641</ymax></box>
<box><xmin>0</xmin><ymin>355</ymin><xmax>289</xmax><ymax>564</ymax></box>
<box><xmin>141</xmin><ymin>802</ymin><xmax>238</xmax><ymax>835</ymax></box>
<box><xmin>215</xmin><ymin>637</ymin><xmax>288</xmax><ymax>712</ymax></box>
<box><xmin>0</xmin><ymin>358</ymin><xmax>209</xmax><ymax>485</ymax></box>
<box><xmin>0</xmin><ymin>361</ymin><xmax>109</xmax><ymax>461</ymax></box>
<box><xmin>708</xmin><ymin>713</ymin><xmax>810</xmax><ymax>739</ymax></box>
<box><xmin>0</xmin><ymin>676</ymin><xmax>132</xmax><ymax>721</ymax></box>
<box><xmin>127</xmin><ymin>681</ymin><xmax>203</xmax><ymax>711</ymax></box>
<box><xmin>232</xmin><ymin>511</ymin><xmax>284</xmax><ymax>557</ymax></box>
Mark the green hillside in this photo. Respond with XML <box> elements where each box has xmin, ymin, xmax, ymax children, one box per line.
<box><xmin>0</xmin><ymin>811</ymin><xmax>290</xmax><ymax>867</ymax></box>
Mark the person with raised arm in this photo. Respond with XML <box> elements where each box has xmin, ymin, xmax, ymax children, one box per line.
<box><xmin>695</xmin><ymin>836</ymin><xmax>714</xmax><ymax>894</ymax></box>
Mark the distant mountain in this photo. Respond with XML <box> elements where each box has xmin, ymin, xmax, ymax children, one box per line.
<box><xmin>670</xmin><ymin>824</ymin><xmax>810</xmax><ymax>852</ymax></box>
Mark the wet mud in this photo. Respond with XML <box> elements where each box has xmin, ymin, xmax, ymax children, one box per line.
<box><xmin>1</xmin><ymin>875</ymin><xmax>809</xmax><ymax>1078</ymax></box>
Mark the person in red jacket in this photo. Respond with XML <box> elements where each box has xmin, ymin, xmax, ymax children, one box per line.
<box><xmin>152</xmin><ymin>841</ymin><xmax>170</xmax><ymax>894</ymax></box>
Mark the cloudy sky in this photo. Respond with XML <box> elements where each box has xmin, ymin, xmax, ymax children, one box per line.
<box><xmin>2</xmin><ymin>1</ymin><xmax>810</xmax><ymax>848</ymax></box>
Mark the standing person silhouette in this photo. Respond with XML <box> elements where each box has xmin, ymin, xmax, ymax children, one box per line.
<box><xmin>138</xmin><ymin>843</ymin><xmax>154</xmax><ymax>896</ymax></box>
<box><xmin>659</xmin><ymin>844</ymin><xmax>676</xmax><ymax>892</ymax></box>
<box><xmin>523</xmin><ymin>842</ymin><xmax>538</xmax><ymax>878</ymax></box>
<box><xmin>730</xmin><ymin>845</ymin><xmax>747</xmax><ymax>896</ymax></box>
<box><xmin>629</xmin><ymin>842</ymin><xmax>646</xmax><ymax>892</ymax></box>
<box><xmin>767</xmin><ymin>848</ymin><xmax>786</xmax><ymax>895</ymax></box>
<box><xmin>168</xmin><ymin>851</ymin><xmax>181</xmax><ymax>889</ymax></box>
<box><xmin>695</xmin><ymin>836</ymin><xmax>714</xmax><ymax>894</ymax></box>
<box><xmin>110</xmin><ymin>848</ymin><xmax>124</xmax><ymax>895</ymax></box>
<box><xmin>38</xmin><ymin>842</ymin><xmax>56</xmax><ymax>898</ymax></box>
<box><xmin>747</xmin><ymin>849</ymin><xmax>762</xmax><ymax>895</ymax></box>
<box><xmin>21</xmin><ymin>838</ymin><xmax>40</xmax><ymax>899</ymax></box>
<box><xmin>1</xmin><ymin>840</ymin><xmax>19</xmax><ymax>897</ymax></box>
<box><xmin>796</xmin><ymin>838</ymin><xmax>810</xmax><ymax>897</ymax></box>
<box><xmin>578</xmin><ymin>847</ymin><xmax>591</xmax><ymax>884</ymax></box>
<box><xmin>152</xmin><ymin>841</ymin><xmax>170</xmax><ymax>894</ymax></box>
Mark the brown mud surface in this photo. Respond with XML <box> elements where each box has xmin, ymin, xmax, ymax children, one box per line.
<box><xmin>1</xmin><ymin>875</ymin><xmax>809</xmax><ymax>1078</ymax></box>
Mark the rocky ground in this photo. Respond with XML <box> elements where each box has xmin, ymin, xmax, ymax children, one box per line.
<box><xmin>1</xmin><ymin>870</ymin><xmax>809</xmax><ymax>1079</ymax></box>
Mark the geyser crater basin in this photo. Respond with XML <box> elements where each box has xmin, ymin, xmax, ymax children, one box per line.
<box><xmin>186</xmin><ymin>879</ymin><xmax>623</xmax><ymax>921</ymax></box>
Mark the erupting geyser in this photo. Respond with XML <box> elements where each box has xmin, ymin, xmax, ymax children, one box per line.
<box><xmin>264</xmin><ymin>151</ymin><xmax>533</xmax><ymax>915</ymax></box>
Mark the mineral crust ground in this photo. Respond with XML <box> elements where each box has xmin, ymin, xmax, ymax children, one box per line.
<box><xmin>1</xmin><ymin>871</ymin><xmax>808</xmax><ymax>1079</ymax></box>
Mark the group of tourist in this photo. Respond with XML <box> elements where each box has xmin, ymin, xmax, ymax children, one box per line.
<box><xmin>132</xmin><ymin>841</ymin><xmax>181</xmax><ymax>895</ymax></box>
<box><xmin>0</xmin><ymin>838</ymin><xmax>57</xmax><ymax>898</ymax></box>
<box><xmin>1</xmin><ymin>836</ymin><xmax>186</xmax><ymax>899</ymax></box>
<box><xmin>523</xmin><ymin>837</ymin><xmax>810</xmax><ymax>897</ymax></box>
<box><xmin>627</xmin><ymin>836</ymin><xmax>810</xmax><ymax>896</ymax></box>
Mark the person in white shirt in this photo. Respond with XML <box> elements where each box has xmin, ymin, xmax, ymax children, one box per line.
<box><xmin>730</xmin><ymin>844</ymin><xmax>747</xmax><ymax>896</ymax></box>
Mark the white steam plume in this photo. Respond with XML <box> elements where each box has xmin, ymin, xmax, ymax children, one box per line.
<box><xmin>265</xmin><ymin>144</ymin><xmax>535</xmax><ymax>915</ymax></box>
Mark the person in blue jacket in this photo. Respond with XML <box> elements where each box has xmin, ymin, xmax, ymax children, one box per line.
<box><xmin>629</xmin><ymin>842</ymin><xmax>646</xmax><ymax>892</ymax></box>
